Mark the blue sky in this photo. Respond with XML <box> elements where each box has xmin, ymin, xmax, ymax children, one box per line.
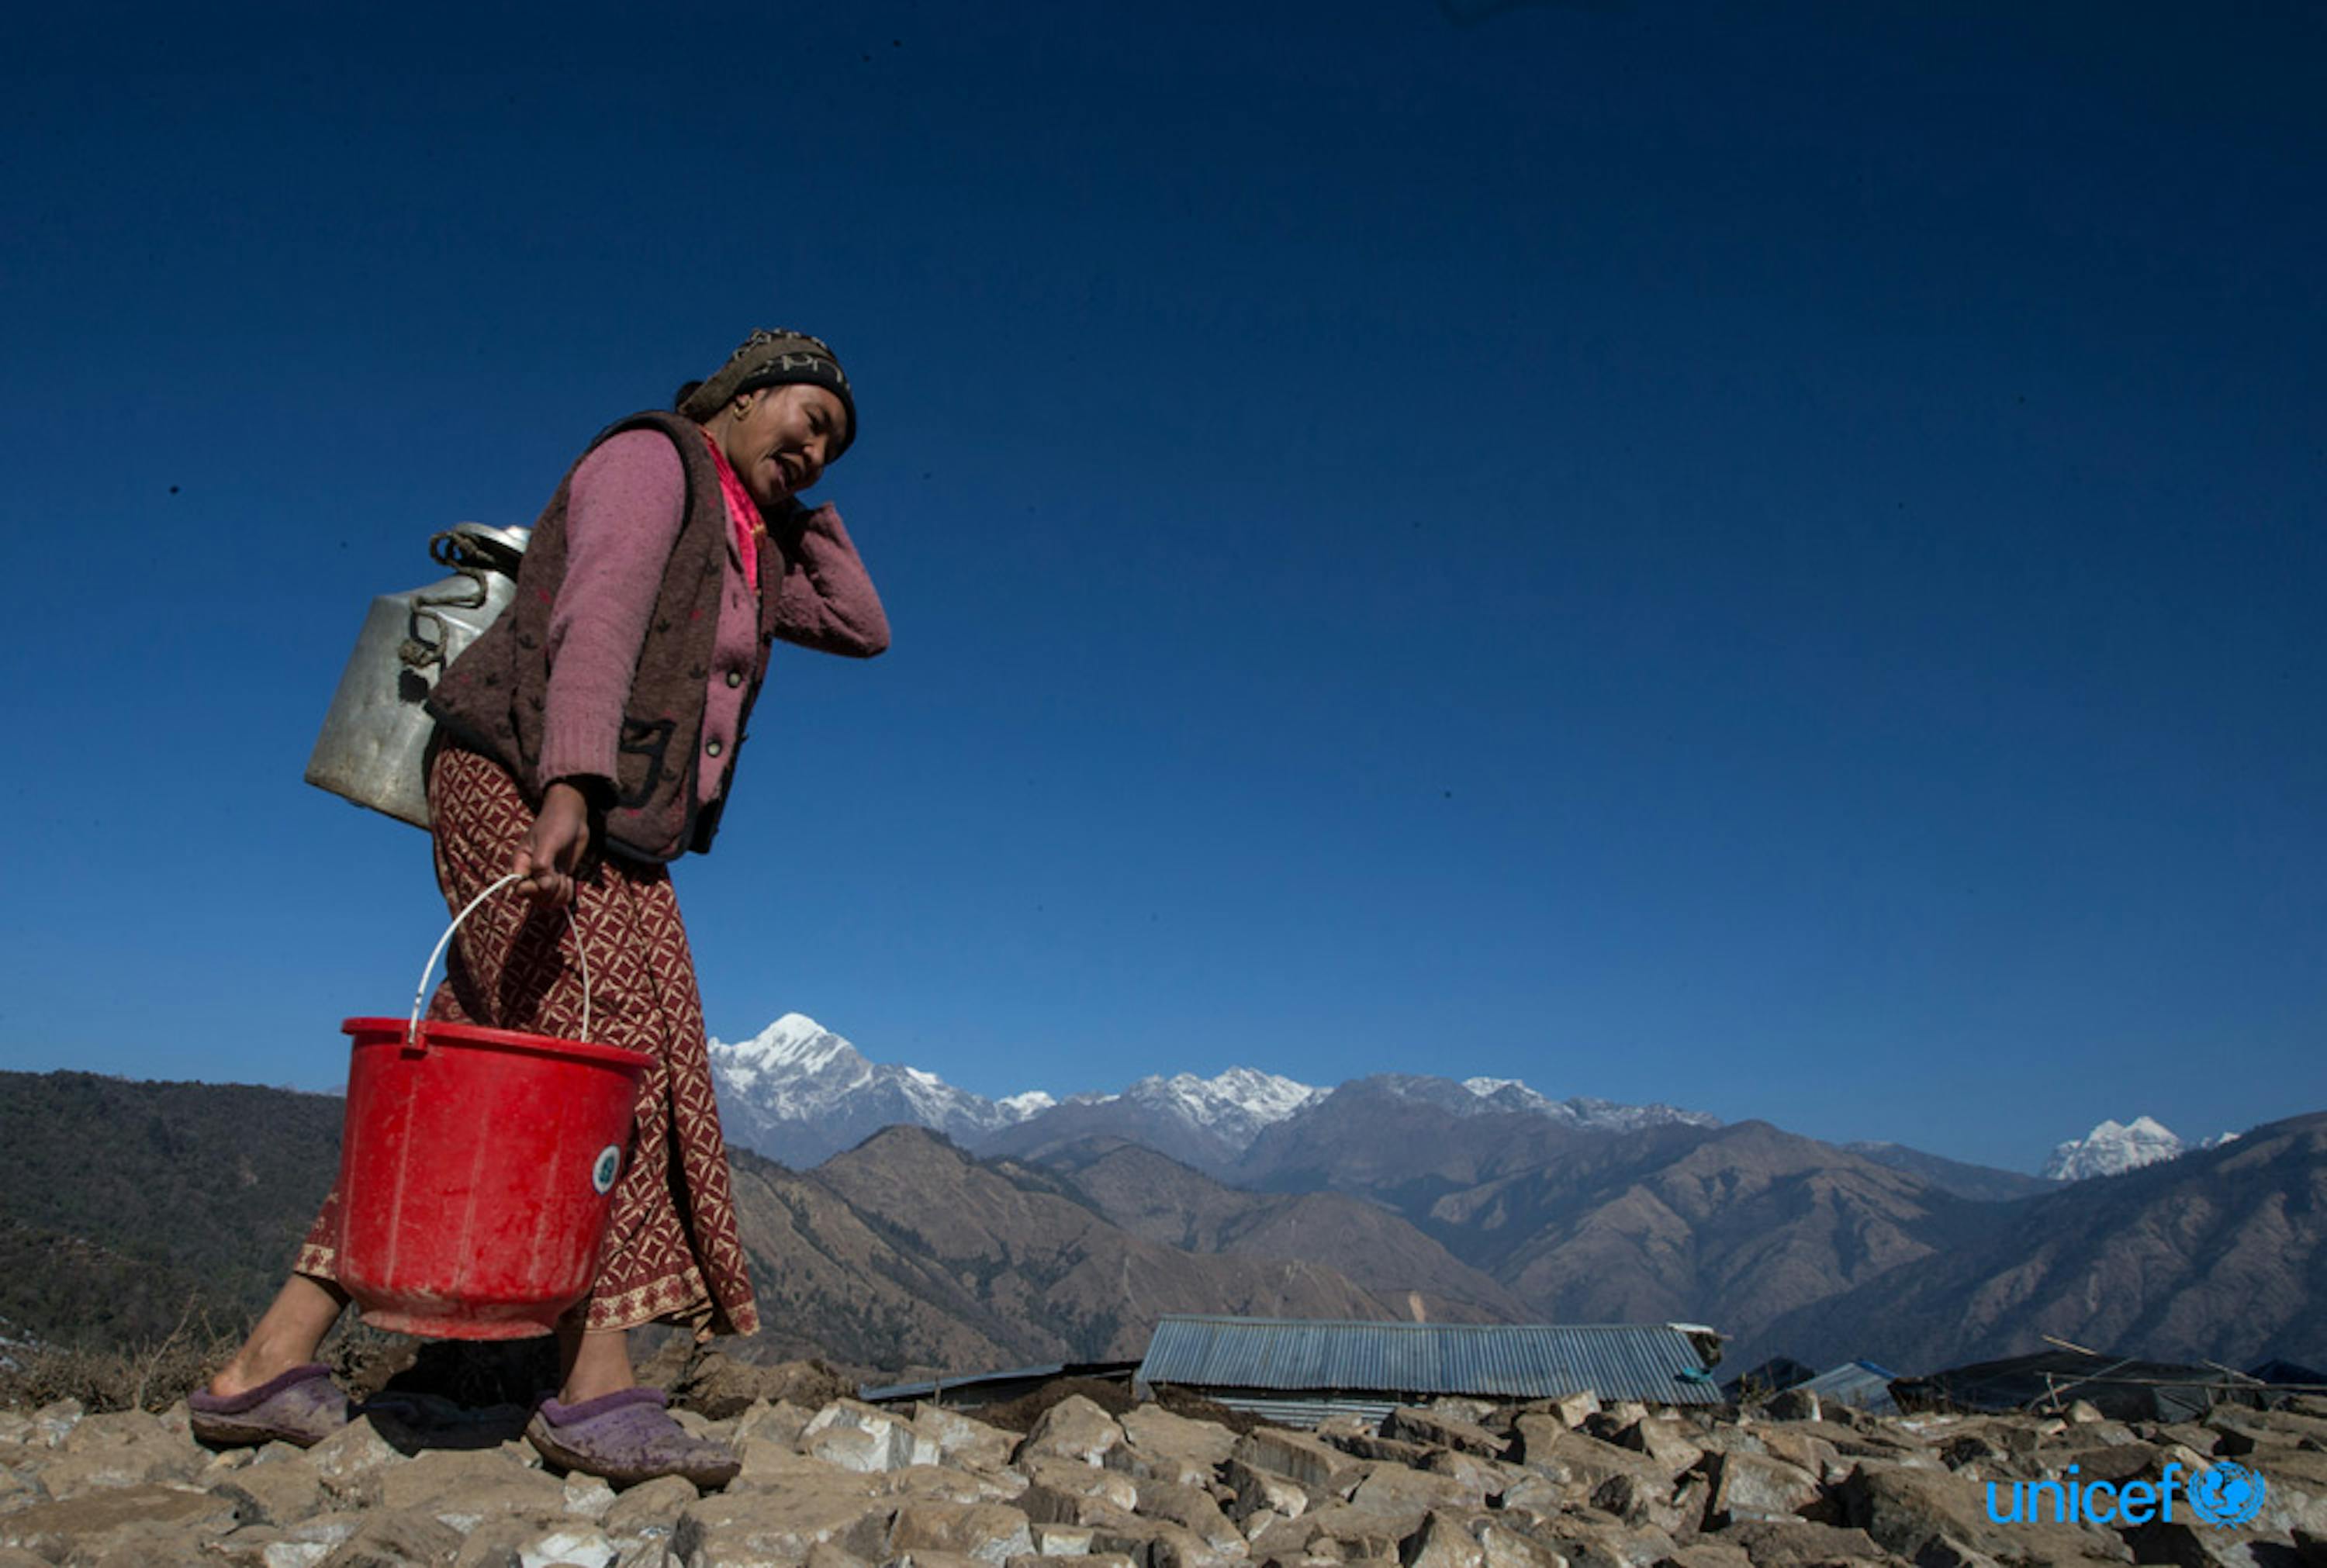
<box><xmin>2</xmin><ymin>1</ymin><xmax>2320</xmax><ymax>1174</ymax></box>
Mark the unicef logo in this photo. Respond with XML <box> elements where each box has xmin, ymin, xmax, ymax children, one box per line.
<box><xmin>2187</xmin><ymin>1463</ymin><xmax>2266</xmax><ymax>1529</ymax></box>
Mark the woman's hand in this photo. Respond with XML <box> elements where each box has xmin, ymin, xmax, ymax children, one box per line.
<box><xmin>513</xmin><ymin>780</ymin><xmax>594</xmax><ymax>905</ymax></box>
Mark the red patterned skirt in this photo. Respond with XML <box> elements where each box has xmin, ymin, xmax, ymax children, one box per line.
<box><xmin>297</xmin><ymin>743</ymin><xmax>760</xmax><ymax>1337</ymax></box>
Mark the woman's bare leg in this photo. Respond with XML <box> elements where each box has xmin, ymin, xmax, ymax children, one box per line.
<box><xmin>206</xmin><ymin>1274</ymin><xmax>350</xmax><ymax>1399</ymax></box>
<box><xmin>558</xmin><ymin>1325</ymin><xmax>637</xmax><ymax>1404</ymax></box>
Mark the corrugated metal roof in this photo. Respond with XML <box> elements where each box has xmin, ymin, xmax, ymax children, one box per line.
<box><xmin>1136</xmin><ymin>1316</ymin><xmax>1722</xmax><ymax>1406</ymax></box>
<box><xmin>857</xmin><ymin>1359</ymin><xmax>1140</xmax><ymax>1406</ymax></box>
<box><xmin>1797</xmin><ymin>1359</ymin><xmax>1900</xmax><ymax>1415</ymax></box>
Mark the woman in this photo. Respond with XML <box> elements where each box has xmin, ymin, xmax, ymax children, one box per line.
<box><xmin>189</xmin><ymin>330</ymin><xmax>890</xmax><ymax>1488</ymax></box>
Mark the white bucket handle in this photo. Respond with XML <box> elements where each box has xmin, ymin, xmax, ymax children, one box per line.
<box><xmin>407</xmin><ymin>871</ymin><xmax>593</xmax><ymax>1046</ymax></box>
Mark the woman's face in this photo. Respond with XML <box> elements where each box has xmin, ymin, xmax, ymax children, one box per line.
<box><xmin>720</xmin><ymin>383</ymin><xmax>848</xmax><ymax>509</ymax></box>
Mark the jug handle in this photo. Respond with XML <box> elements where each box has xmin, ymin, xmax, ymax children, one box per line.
<box><xmin>406</xmin><ymin>872</ymin><xmax>593</xmax><ymax>1048</ymax></box>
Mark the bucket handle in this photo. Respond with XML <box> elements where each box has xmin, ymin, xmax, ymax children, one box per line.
<box><xmin>407</xmin><ymin>872</ymin><xmax>593</xmax><ymax>1047</ymax></box>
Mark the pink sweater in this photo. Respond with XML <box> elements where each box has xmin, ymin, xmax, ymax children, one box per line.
<box><xmin>537</xmin><ymin>428</ymin><xmax>889</xmax><ymax>803</ymax></box>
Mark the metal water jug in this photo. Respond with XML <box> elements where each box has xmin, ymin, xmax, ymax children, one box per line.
<box><xmin>306</xmin><ymin>523</ymin><xmax>531</xmax><ymax>827</ymax></box>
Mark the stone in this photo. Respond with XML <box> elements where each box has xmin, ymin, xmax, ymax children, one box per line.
<box><xmin>81</xmin><ymin>1531</ymin><xmax>220</xmax><ymax>1567</ymax></box>
<box><xmin>1398</xmin><ymin>1508</ymin><xmax>1485</xmax><ymax>1568</ymax></box>
<box><xmin>36</xmin><ymin>1411</ymin><xmax>208</xmax><ymax>1499</ymax></box>
<box><xmin>0</xmin><ymin>1483</ymin><xmax>240</xmax><ymax>1560</ymax></box>
<box><xmin>1230</xmin><ymin>1430</ymin><xmax>1364</xmax><ymax>1497</ymax></box>
<box><xmin>1348</xmin><ymin>1465</ymin><xmax>1489</xmax><ymax>1518</ymax></box>
<box><xmin>368</xmin><ymin>1448</ymin><xmax>568</xmax><ymax>1528</ymax></box>
<box><xmin>1702</xmin><ymin>1519</ymin><xmax>1899</xmax><ymax>1567</ymax></box>
<box><xmin>1509</xmin><ymin>1417</ymin><xmax>1570</xmax><ymax>1470</ymax></box>
<box><xmin>1522</xmin><ymin>1514</ymin><xmax>1678</xmax><ymax>1568</ymax></box>
<box><xmin>1028</xmin><ymin>1520</ymin><xmax>1098</xmax><ymax>1556</ymax></box>
<box><xmin>30</xmin><ymin>1400</ymin><xmax>85</xmax><ymax>1447</ymax></box>
<box><xmin>802</xmin><ymin>1543</ymin><xmax>878</xmax><ymax>1568</ymax></box>
<box><xmin>316</xmin><ymin>1507</ymin><xmax>466</xmax><ymax>1567</ymax></box>
<box><xmin>264</xmin><ymin>1509</ymin><xmax>369</xmax><ymax>1566</ymax></box>
<box><xmin>731</xmin><ymin>1399</ymin><xmax>814</xmax><ymax>1452</ymax></box>
<box><xmin>1380</xmin><ymin>1409</ymin><xmax>1506</xmax><ymax>1461</ymax></box>
<box><xmin>1653</xmin><ymin>1543</ymin><xmax>1752</xmax><ymax>1568</ymax></box>
<box><xmin>306</xmin><ymin>1420</ymin><xmax>410</xmax><ymax>1505</ymax></box>
<box><xmin>1132</xmin><ymin>1478</ymin><xmax>1243</xmax><ymax>1552</ymax></box>
<box><xmin>1420</xmin><ymin>1450</ymin><xmax>1515</xmax><ymax>1503</ymax></box>
<box><xmin>2118</xmin><ymin>1521</ymin><xmax>2284</xmax><ymax>1568</ymax></box>
<box><xmin>561</xmin><ymin>1474</ymin><xmax>617</xmax><ymax>1519</ymax></box>
<box><xmin>1223</xmin><ymin>1458</ymin><xmax>1312</xmax><ymax>1525</ymax></box>
<box><xmin>917</xmin><ymin>1405</ymin><xmax>1020</xmax><ymax>1473</ymax></box>
<box><xmin>1087</xmin><ymin>1513</ymin><xmax>1236</xmax><ymax>1568</ymax></box>
<box><xmin>1703</xmin><ymin>1451</ymin><xmax>1820</xmax><ymax>1528</ymax></box>
<box><xmin>1016</xmin><ymin>1399</ymin><xmax>1127</xmax><ymax>1470</ymax></box>
<box><xmin>740</xmin><ymin>1435</ymin><xmax>874</xmax><ymax>1489</ymax></box>
<box><xmin>1611</xmin><ymin>1418</ymin><xmax>1703</xmax><ymax>1478</ymax></box>
<box><xmin>1023</xmin><ymin>1456</ymin><xmax>1143</xmax><ymax>1519</ymax></box>
<box><xmin>1752</xmin><ymin>1427</ymin><xmax>1840</xmax><ymax>1486</ymax></box>
<box><xmin>598</xmin><ymin>1473</ymin><xmax>697</xmax><ymax>1559</ymax></box>
<box><xmin>889</xmin><ymin>1501</ymin><xmax>1036</xmax><ymax>1565</ymax></box>
<box><xmin>2242</xmin><ymin>1449</ymin><xmax>2327</xmax><ymax>1539</ymax></box>
<box><xmin>1837</xmin><ymin>1459</ymin><xmax>2128</xmax><ymax>1566</ymax></box>
<box><xmin>1282</xmin><ymin>1500</ymin><xmax>1425</xmax><ymax>1559</ymax></box>
<box><xmin>889</xmin><ymin>1552</ymin><xmax>984</xmax><ymax>1568</ymax></box>
<box><xmin>1326</xmin><ymin>1432</ymin><xmax>1437</xmax><ymax>1467</ymax></box>
<box><xmin>1543</xmin><ymin>1393</ymin><xmax>1600</xmax><ymax>1430</ymax></box>
<box><xmin>803</xmin><ymin>1400</ymin><xmax>946</xmax><ymax>1473</ymax></box>
<box><xmin>678</xmin><ymin>1353</ymin><xmax>851</xmax><ymax>1421</ymax></box>
<box><xmin>213</xmin><ymin>1456</ymin><xmax>331</xmax><ymax>1527</ymax></box>
<box><xmin>673</xmin><ymin>1485</ymin><xmax>896</xmax><ymax>1566</ymax></box>
<box><xmin>1509</xmin><ymin>1428</ymin><xmax>1666</xmax><ymax>1514</ymax></box>
<box><xmin>1112</xmin><ymin>1406</ymin><xmax>1236</xmax><ymax>1488</ymax></box>
<box><xmin>1475</xmin><ymin>1520</ymin><xmax>1568</xmax><ymax>1568</ymax></box>
<box><xmin>883</xmin><ymin>1464</ymin><xmax>1030</xmax><ymax>1506</ymax></box>
<box><xmin>1760</xmin><ymin>1389</ymin><xmax>1820</xmax><ymax>1425</ymax></box>
<box><xmin>1429</xmin><ymin>1400</ymin><xmax>1503</xmax><ymax>1429</ymax></box>
<box><xmin>1586</xmin><ymin>1468</ymin><xmax>1694</xmax><ymax>1536</ymax></box>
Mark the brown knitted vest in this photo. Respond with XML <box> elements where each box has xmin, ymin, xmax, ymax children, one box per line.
<box><xmin>426</xmin><ymin>411</ymin><xmax>783</xmax><ymax>862</ymax></box>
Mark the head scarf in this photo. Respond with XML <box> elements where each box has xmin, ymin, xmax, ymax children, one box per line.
<box><xmin>678</xmin><ymin>328</ymin><xmax>856</xmax><ymax>456</ymax></box>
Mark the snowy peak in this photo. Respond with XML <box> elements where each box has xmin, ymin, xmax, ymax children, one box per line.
<box><xmin>707</xmin><ymin>1015</ymin><xmax>1049</xmax><ymax>1169</ymax></box>
<box><xmin>711</xmin><ymin>1014</ymin><xmax>867</xmax><ymax>1093</ymax></box>
<box><xmin>1122</xmin><ymin>1066</ymin><xmax>1325</xmax><ymax>1141</ymax></box>
<box><xmin>2042</xmin><ymin>1116</ymin><xmax>2239</xmax><ymax>1180</ymax></box>
<box><xmin>1455</xmin><ymin>1074</ymin><xmax>1720</xmax><ymax>1132</ymax></box>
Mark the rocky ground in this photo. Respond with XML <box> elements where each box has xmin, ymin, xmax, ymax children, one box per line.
<box><xmin>2</xmin><ymin>1365</ymin><xmax>2324</xmax><ymax>1568</ymax></box>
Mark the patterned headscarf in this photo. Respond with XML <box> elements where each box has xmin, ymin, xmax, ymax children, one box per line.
<box><xmin>678</xmin><ymin>328</ymin><xmax>856</xmax><ymax>456</ymax></box>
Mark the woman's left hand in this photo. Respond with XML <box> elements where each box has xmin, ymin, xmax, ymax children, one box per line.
<box><xmin>514</xmin><ymin>781</ymin><xmax>593</xmax><ymax>904</ymax></box>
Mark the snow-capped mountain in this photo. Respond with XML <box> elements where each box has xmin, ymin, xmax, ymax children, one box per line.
<box><xmin>1458</xmin><ymin>1076</ymin><xmax>1720</xmax><ymax>1132</ymax></box>
<box><xmin>2042</xmin><ymin>1116</ymin><xmax>2240</xmax><ymax>1181</ymax></box>
<box><xmin>971</xmin><ymin>1067</ymin><xmax>1325</xmax><ymax>1176</ymax></box>
<box><xmin>1103</xmin><ymin>1068</ymin><xmax>1326</xmax><ymax>1147</ymax></box>
<box><xmin>707</xmin><ymin>1013</ymin><xmax>1721</xmax><ymax>1176</ymax></box>
<box><xmin>707</xmin><ymin>1014</ymin><xmax>1051</xmax><ymax>1169</ymax></box>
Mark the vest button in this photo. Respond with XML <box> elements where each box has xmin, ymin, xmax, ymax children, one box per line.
<box><xmin>724</xmin><ymin>670</ymin><xmax>742</xmax><ymax>688</ymax></box>
<box><xmin>705</xmin><ymin>740</ymin><xmax>723</xmax><ymax>758</ymax></box>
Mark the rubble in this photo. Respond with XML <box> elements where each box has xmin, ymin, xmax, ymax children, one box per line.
<box><xmin>1</xmin><ymin>1375</ymin><xmax>2324</xmax><ymax>1566</ymax></box>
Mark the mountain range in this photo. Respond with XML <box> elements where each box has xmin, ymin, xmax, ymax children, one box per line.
<box><xmin>5</xmin><ymin>1048</ymin><xmax>2317</xmax><ymax>1384</ymax></box>
<box><xmin>708</xmin><ymin>1014</ymin><xmax>2237</xmax><ymax>1193</ymax></box>
<box><xmin>707</xmin><ymin>1014</ymin><xmax>1720</xmax><ymax>1177</ymax></box>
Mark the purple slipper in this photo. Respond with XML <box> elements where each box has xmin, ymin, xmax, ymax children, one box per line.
<box><xmin>524</xmin><ymin>1387</ymin><xmax>738</xmax><ymax>1490</ymax></box>
<box><xmin>188</xmin><ymin>1363</ymin><xmax>349</xmax><ymax>1448</ymax></box>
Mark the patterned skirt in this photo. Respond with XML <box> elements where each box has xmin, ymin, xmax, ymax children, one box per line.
<box><xmin>297</xmin><ymin>742</ymin><xmax>760</xmax><ymax>1337</ymax></box>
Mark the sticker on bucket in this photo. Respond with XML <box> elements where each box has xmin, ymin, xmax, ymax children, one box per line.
<box><xmin>590</xmin><ymin>1145</ymin><xmax>622</xmax><ymax>1195</ymax></box>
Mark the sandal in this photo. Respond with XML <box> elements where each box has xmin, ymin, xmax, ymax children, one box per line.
<box><xmin>525</xmin><ymin>1387</ymin><xmax>739</xmax><ymax>1490</ymax></box>
<box><xmin>188</xmin><ymin>1363</ymin><xmax>350</xmax><ymax>1448</ymax></box>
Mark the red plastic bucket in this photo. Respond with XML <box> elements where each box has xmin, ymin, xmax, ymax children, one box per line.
<box><xmin>332</xmin><ymin>876</ymin><xmax>650</xmax><ymax>1339</ymax></box>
